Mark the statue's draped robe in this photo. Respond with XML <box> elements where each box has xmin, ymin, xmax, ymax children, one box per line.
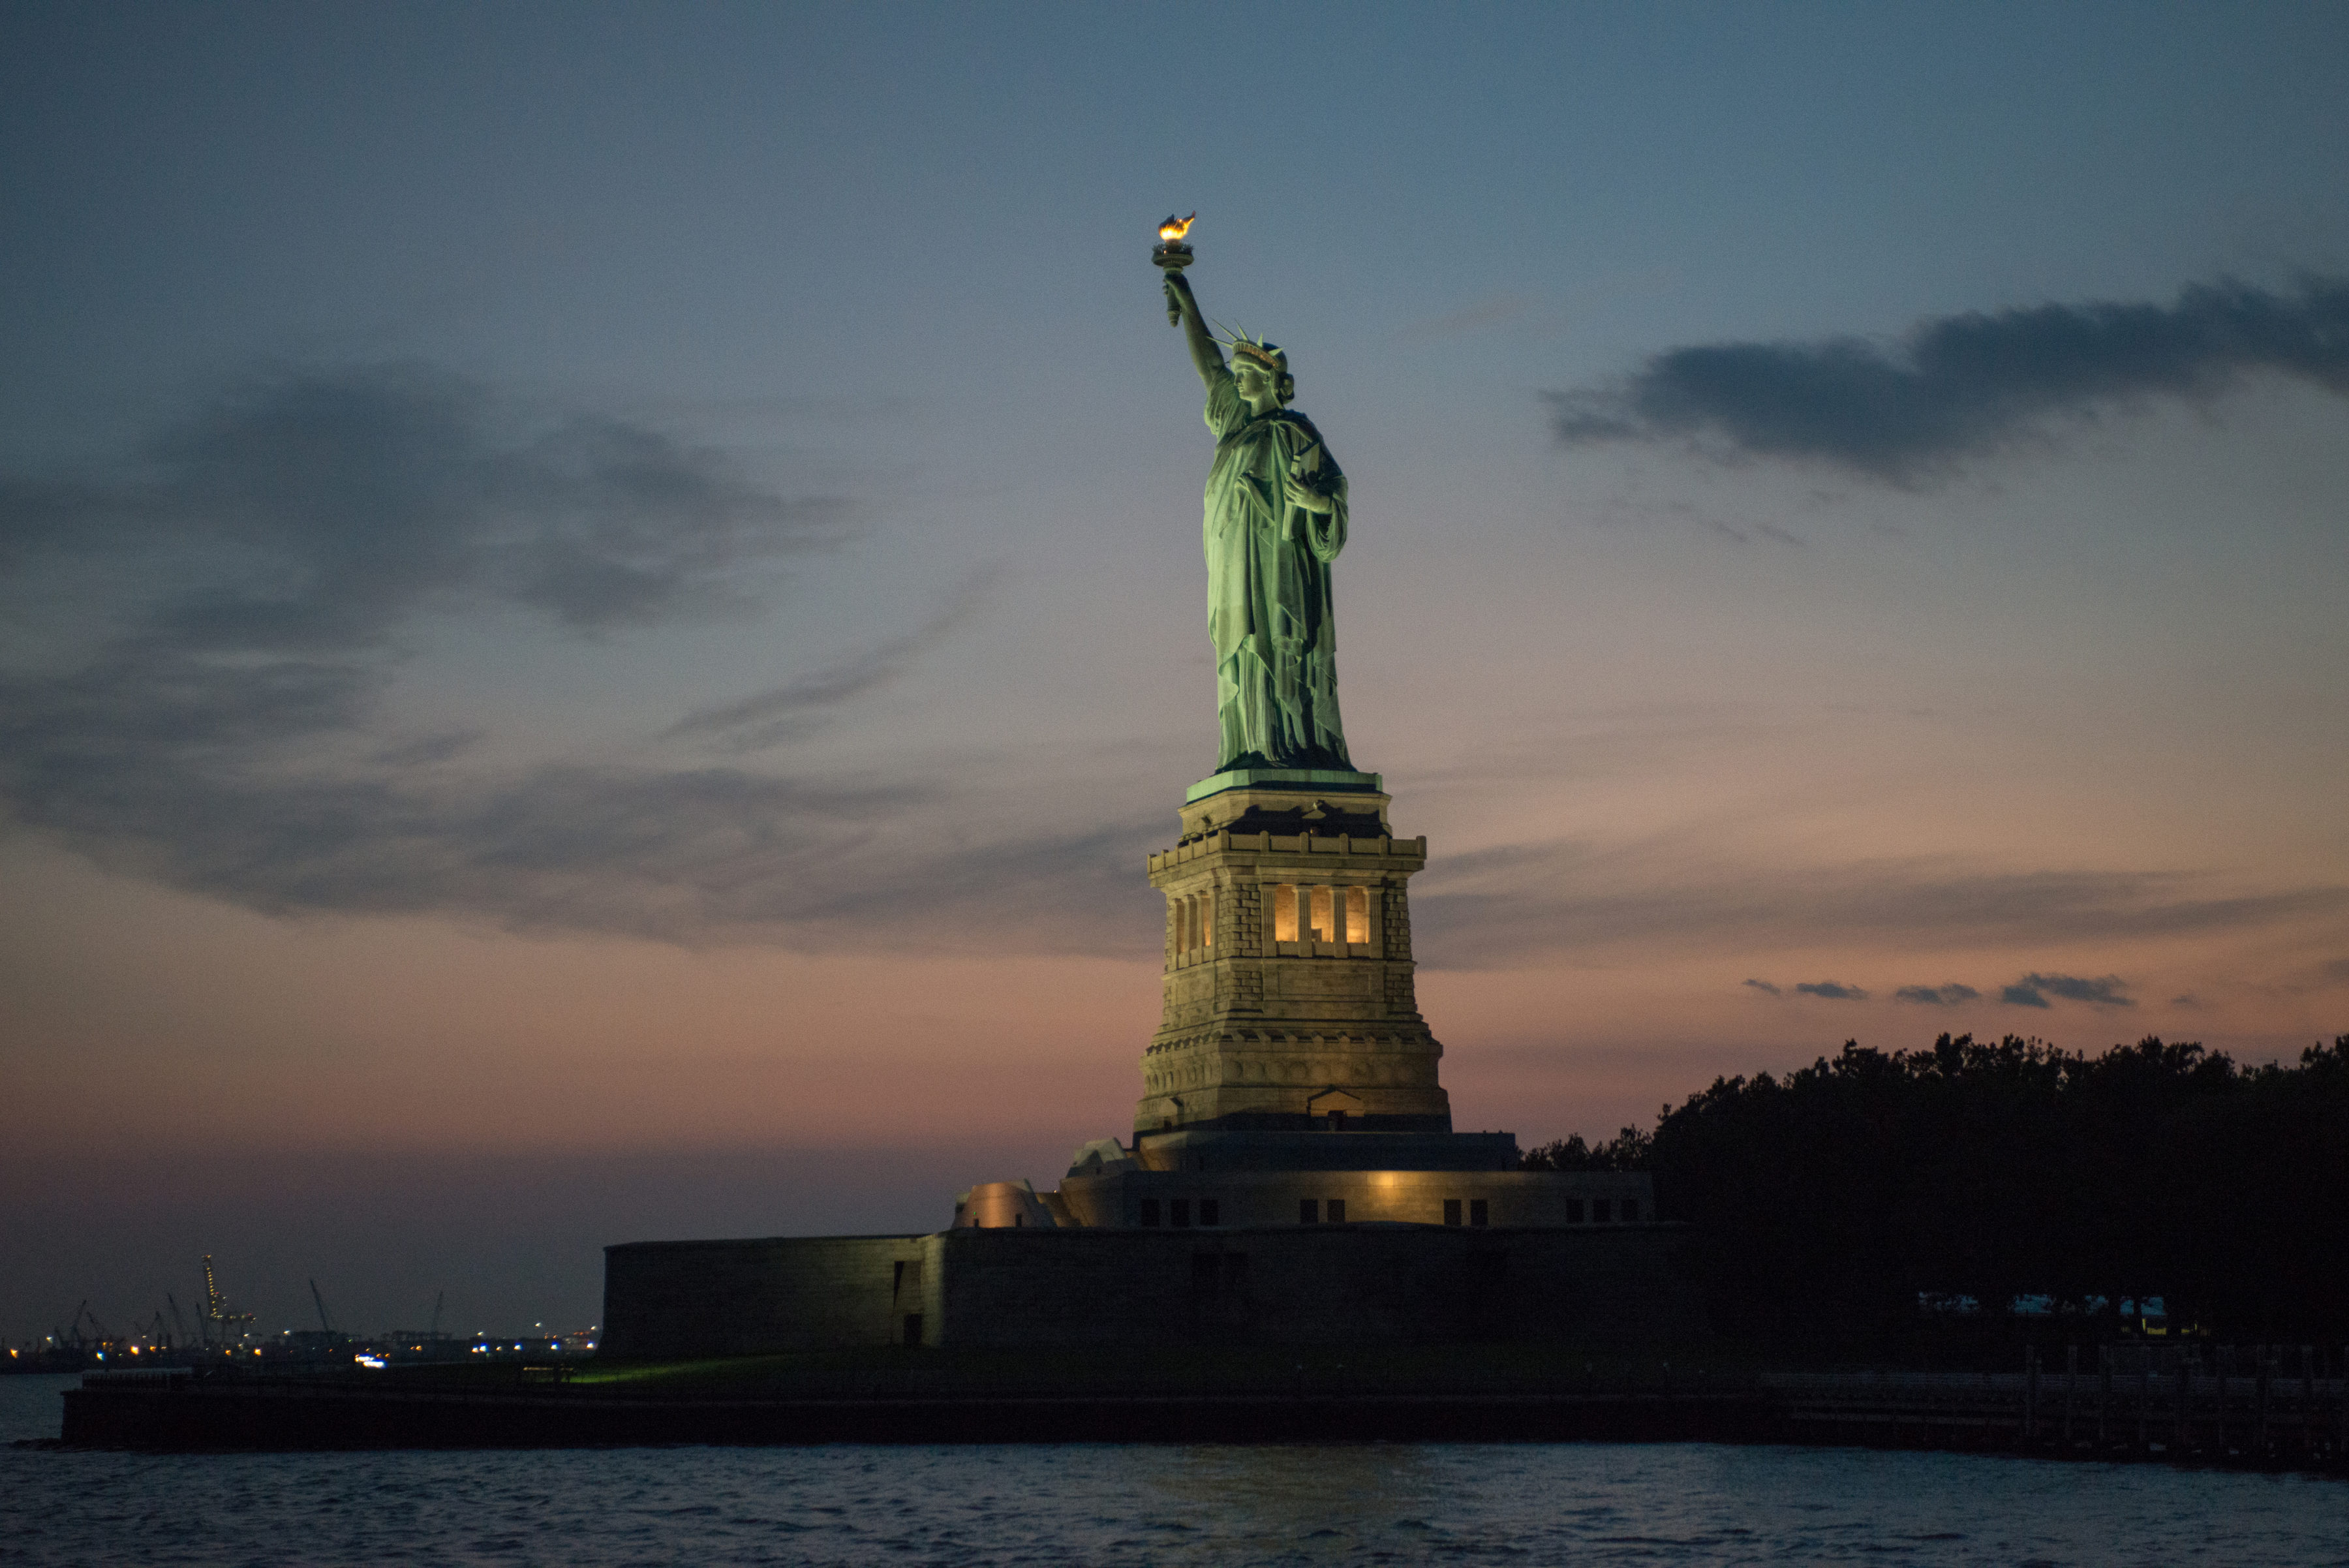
<box><xmin>1202</xmin><ymin>364</ymin><xmax>1352</xmax><ymax>772</ymax></box>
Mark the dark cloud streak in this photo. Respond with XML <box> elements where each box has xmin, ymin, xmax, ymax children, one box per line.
<box><xmin>1547</xmin><ymin>275</ymin><xmax>2349</xmax><ymax>483</ymax></box>
<box><xmin>1896</xmin><ymin>983</ymin><xmax>1982</xmax><ymax>1006</ymax></box>
<box><xmin>0</xmin><ymin>364</ymin><xmax>1175</xmax><ymax>955</ymax></box>
<box><xmin>662</xmin><ymin>571</ymin><xmax>994</xmax><ymax>754</ymax></box>
<box><xmin>2</xmin><ymin>365</ymin><xmax>852</xmax><ymax>650</ymax></box>
<box><xmin>2001</xmin><ymin>972</ymin><xmax>2134</xmax><ymax>1009</ymax></box>
<box><xmin>1411</xmin><ymin>842</ymin><xmax>2349</xmax><ymax>969</ymax></box>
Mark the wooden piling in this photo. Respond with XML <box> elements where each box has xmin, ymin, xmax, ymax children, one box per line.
<box><xmin>2245</xmin><ymin>1352</ymin><xmax>2264</xmax><ymax>1455</ymax></box>
<box><xmin>2175</xmin><ymin>1353</ymin><xmax>2192</xmax><ymax>1454</ymax></box>
<box><xmin>2301</xmin><ymin>1346</ymin><xmax>2316</xmax><ymax>1461</ymax></box>
<box><xmin>2098</xmin><ymin>1343</ymin><xmax>2111</xmax><ymax>1448</ymax></box>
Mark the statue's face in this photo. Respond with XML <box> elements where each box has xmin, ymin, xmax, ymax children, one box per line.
<box><xmin>1232</xmin><ymin>357</ymin><xmax>1278</xmax><ymax>404</ymax></box>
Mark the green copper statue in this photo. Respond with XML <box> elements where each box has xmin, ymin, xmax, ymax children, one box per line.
<box><xmin>1165</xmin><ymin>266</ymin><xmax>1354</xmax><ymax>774</ymax></box>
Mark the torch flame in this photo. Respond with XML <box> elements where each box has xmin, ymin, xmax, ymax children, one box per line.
<box><xmin>1158</xmin><ymin>212</ymin><xmax>1195</xmax><ymax>245</ymax></box>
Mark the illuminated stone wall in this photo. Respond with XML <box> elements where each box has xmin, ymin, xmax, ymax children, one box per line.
<box><xmin>1056</xmin><ymin>1167</ymin><xmax>1655</xmax><ymax>1229</ymax></box>
<box><xmin>1140</xmin><ymin>780</ymin><xmax>1453</xmax><ymax>1137</ymax></box>
<box><xmin>601</xmin><ymin>1222</ymin><xmax>1695</xmax><ymax>1356</ymax></box>
<box><xmin>602</xmin><ymin>1233</ymin><xmax>941</xmax><ymax>1357</ymax></box>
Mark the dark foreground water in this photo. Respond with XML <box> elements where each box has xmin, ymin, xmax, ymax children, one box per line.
<box><xmin>5</xmin><ymin>1376</ymin><xmax>2342</xmax><ymax>1567</ymax></box>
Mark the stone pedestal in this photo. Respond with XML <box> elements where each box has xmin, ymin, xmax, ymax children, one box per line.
<box><xmin>1136</xmin><ymin>769</ymin><xmax>1451</xmax><ymax>1143</ymax></box>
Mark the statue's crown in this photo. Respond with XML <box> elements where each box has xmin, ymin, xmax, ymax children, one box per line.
<box><xmin>1231</xmin><ymin>339</ymin><xmax>1285</xmax><ymax>370</ymax></box>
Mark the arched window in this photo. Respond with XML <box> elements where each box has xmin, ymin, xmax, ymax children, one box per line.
<box><xmin>1346</xmin><ymin>885</ymin><xmax>1368</xmax><ymax>944</ymax></box>
<box><xmin>1310</xmin><ymin>885</ymin><xmax>1334</xmax><ymax>942</ymax></box>
<box><xmin>1203</xmin><ymin>887</ymin><xmax>1216</xmax><ymax>947</ymax></box>
<box><xmin>1272</xmin><ymin>884</ymin><xmax>1298</xmax><ymax>942</ymax></box>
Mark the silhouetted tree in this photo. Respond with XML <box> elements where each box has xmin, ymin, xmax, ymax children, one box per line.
<box><xmin>1534</xmin><ymin>1033</ymin><xmax>2349</xmax><ymax>1353</ymax></box>
<box><xmin>1520</xmin><ymin>1126</ymin><xmax>1654</xmax><ymax>1172</ymax></box>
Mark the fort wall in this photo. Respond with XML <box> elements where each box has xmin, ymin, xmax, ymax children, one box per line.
<box><xmin>602</xmin><ymin>1234</ymin><xmax>942</xmax><ymax>1358</ymax></box>
<box><xmin>602</xmin><ymin>1224</ymin><xmax>1695</xmax><ymax>1357</ymax></box>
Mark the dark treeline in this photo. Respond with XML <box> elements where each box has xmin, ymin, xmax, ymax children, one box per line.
<box><xmin>1528</xmin><ymin>1034</ymin><xmax>2349</xmax><ymax>1353</ymax></box>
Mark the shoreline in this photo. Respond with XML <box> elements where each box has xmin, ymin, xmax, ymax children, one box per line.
<box><xmin>38</xmin><ymin>1353</ymin><xmax>2349</xmax><ymax>1471</ymax></box>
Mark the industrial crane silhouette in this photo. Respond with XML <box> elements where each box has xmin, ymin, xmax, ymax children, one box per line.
<box><xmin>201</xmin><ymin>1255</ymin><xmax>255</xmax><ymax>1345</ymax></box>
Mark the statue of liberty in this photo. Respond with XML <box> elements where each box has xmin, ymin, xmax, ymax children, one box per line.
<box><xmin>1164</xmin><ymin>268</ymin><xmax>1353</xmax><ymax>775</ymax></box>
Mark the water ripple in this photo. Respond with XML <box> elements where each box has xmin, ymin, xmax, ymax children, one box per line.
<box><xmin>4</xmin><ymin>1379</ymin><xmax>2346</xmax><ymax>1566</ymax></box>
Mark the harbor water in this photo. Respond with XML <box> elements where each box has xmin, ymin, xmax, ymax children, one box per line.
<box><xmin>5</xmin><ymin>1374</ymin><xmax>2342</xmax><ymax>1566</ymax></box>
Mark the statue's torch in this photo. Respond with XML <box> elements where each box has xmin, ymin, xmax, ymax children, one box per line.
<box><xmin>1153</xmin><ymin>212</ymin><xmax>1195</xmax><ymax>324</ymax></box>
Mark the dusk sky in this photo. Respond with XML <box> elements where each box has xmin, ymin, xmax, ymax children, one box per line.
<box><xmin>5</xmin><ymin>1</ymin><xmax>2346</xmax><ymax>1340</ymax></box>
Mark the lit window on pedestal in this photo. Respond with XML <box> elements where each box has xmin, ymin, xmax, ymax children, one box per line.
<box><xmin>1310</xmin><ymin>886</ymin><xmax>1334</xmax><ymax>942</ymax></box>
<box><xmin>1345</xmin><ymin>885</ymin><xmax>1367</xmax><ymax>942</ymax></box>
<box><xmin>1273</xmin><ymin>884</ymin><xmax>1298</xmax><ymax>942</ymax></box>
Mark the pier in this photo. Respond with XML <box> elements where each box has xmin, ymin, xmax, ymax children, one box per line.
<box><xmin>43</xmin><ymin>1343</ymin><xmax>2349</xmax><ymax>1469</ymax></box>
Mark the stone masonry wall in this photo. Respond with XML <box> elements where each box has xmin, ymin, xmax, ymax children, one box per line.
<box><xmin>602</xmin><ymin>1225</ymin><xmax>1698</xmax><ymax>1357</ymax></box>
<box><xmin>602</xmin><ymin>1234</ymin><xmax>942</xmax><ymax>1357</ymax></box>
<box><xmin>938</xmin><ymin>1225</ymin><xmax>1697</xmax><ymax>1348</ymax></box>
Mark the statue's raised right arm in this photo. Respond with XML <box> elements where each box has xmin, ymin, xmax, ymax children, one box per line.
<box><xmin>1164</xmin><ymin>273</ymin><xmax>1225</xmax><ymax>385</ymax></box>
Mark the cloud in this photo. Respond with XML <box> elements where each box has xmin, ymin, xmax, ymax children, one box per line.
<box><xmin>1546</xmin><ymin>275</ymin><xmax>2349</xmax><ymax>483</ymax></box>
<box><xmin>0</xmin><ymin>638</ymin><xmax>1163</xmax><ymax>951</ymax></box>
<box><xmin>1895</xmin><ymin>983</ymin><xmax>1982</xmax><ymax>1006</ymax></box>
<box><xmin>2000</xmin><ymin>972</ymin><xmax>2135</xmax><ymax>1009</ymax></box>
<box><xmin>662</xmin><ymin>570</ymin><xmax>993</xmax><ymax>754</ymax></box>
<box><xmin>2</xmin><ymin>365</ymin><xmax>850</xmax><ymax>648</ymax></box>
<box><xmin>0</xmin><ymin>365</ymin><xmax>1176</xmax><ymax>955</ymax></box>
<box><xmin>1794</xmin><ymin>980</ymin><xmax>1867</xmax><ymax>1000</ymax></box>
<box><xmin>1742</xmin><ymin>978</ymin><xmax>1781</xmax><ymax>996</ymax></box>
<box><xmin>1408</xmin><ymin>840</ymin><xmax>2349</xmax><ymax>970</ymax></box>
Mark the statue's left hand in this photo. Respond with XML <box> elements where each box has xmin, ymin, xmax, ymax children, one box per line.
<box><xmin>1282</xmin><ymin>475</ymin><xmax>1334</xmax><ymax>514</ymax></box>
<box><xmin>1284</xmin><ymin>444</ymin><xmax>1336</xmax><ymax>514</ymax></box>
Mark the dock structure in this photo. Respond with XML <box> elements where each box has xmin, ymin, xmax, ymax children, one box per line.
<box><xmin>52</xmin><ymin>1343</ymin><xmax>2349</xmax><ymax>1468</ymax></box>
<box><xmin>1772</xmin><ymin>1344</ymin><xmax>2349</xmax><ymax>1466</ymax></box>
